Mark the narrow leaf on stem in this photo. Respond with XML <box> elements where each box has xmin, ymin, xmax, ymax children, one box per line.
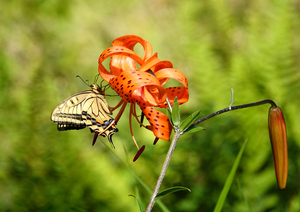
<box><xmin>129</xmin><ymin>194</ymin><xmax>145</xmax><ymax>212</ymax></box>
<box><xmin>172</xmin><ymin>96</ymin><xmax>180</xmax><ymax>127</ymax></box>
<box><xmin>180</xmin><ymin>109</ymin><xmax>202</xmax><ymax>132</ymax></box>
<box><xmin>166</xmin><ymin>109</ymin><xmax>174</xmax><ymax>127</ymax></box>
<box><xmin>229</xmin><ymin>87</ymin><xmax>235</xmax><ymax>109</ymax></box>
<box><xmin>184</xmin><ymin>125</ymin><xmax>204</xmax><ymax>134</ymax></box>
<box><xmin>155</xmin><ymin>186</ymin><xmax>191</xmax><ymax>200</ymax></box>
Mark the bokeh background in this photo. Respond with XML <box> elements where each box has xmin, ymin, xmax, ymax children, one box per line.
<box><xmin>1</xmin><ymin>0</ymin><xmax>300</xmax><ymax>211</ymax></box>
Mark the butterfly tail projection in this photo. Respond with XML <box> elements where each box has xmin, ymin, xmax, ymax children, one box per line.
<box><xmin>90</xmin><ymin>121</ymin><xmax>118</xmax><ymax>148</ymax></box>
<box><xmin>92</xmin><ymin>132</ymin><xmax>99</xmax><ymax>146</ymax></box>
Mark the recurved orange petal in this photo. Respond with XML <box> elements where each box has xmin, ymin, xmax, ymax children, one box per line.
<box><xmin>142</xmin><ymin>106</ymin><xmax>172</xmax><ymax>141</ymax></box>
<box><xmin>109</xmin><ymin>70</ymin><xmax>167</xmax><ymax>106</ymax></box>
<box><xmin>98</xmin><ymin>46</ymin><xmax>143</xmax><ymax>82</ymax></box>
<box><xmin>132</xmin><ymin>86</ymin><xmax>167</xmax><ymax>107</ymax></box>
<box><xmin>164</xmin><ymin>87</ymin><xmax>189</xmax><ymax>106</ymax></box>
<box><xmin>112</xmin><ymin>35</ymin><xmax>153</xmax><ymax>61</ymax></box>
<box><xmin>154</xmin><ymin>68</ymin><xmax>189</xmax><ymax>106</ymax></box>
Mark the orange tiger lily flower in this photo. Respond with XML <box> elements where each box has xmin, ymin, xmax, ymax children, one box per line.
<box><xmin>98</xmin><ymin>35</ymin><xmax>189</xmax><ymax>153</ymax></box>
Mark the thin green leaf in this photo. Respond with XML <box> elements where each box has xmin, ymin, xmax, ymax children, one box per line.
<box><xmin>213</xmin><ymin>140</ymin><xmax>248</xmax><ymax>212</ymax></box>
<box><xmin>129</xmin><ymin>194</ymin><xmax>145</xmax><ymax>212</ymax></box>
<box><xmin>183</xmin><ymin>125</ymin><xmax>205</xmax><ymax>134</ymax></box>
<box><xmin>155</xmin><ymin>186</ymin><xmax>191</xmax><ymax>200</ymax></box>
<box><xmin>172</xmin><ymin>96</ymin><xmax>180</xmax><ymax>127</ymax></box>
<box><xmin>106</xmin><ymin>143</ymin><xmax>170</xmax><ymax>212</ymax></box>
<box><xmin>229</xmin><ymin>87</ymin><xmax>235</xmax><ymax>109</ymax></box>
<box><xmin>166</xmin><ymin>108</ymin><xmax>174</xmax><ymax>127</ymax></box>
<box><xmin>180</xmin><ymin>109</ymin><xmax>202</xmax><ymax>132</ymax></box>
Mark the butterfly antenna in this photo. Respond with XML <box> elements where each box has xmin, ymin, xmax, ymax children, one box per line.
<box><xmin>94</xmin><ymin>74</ymin><xmax>100</xmax><ymax>84</ymax></box>
<box><xmin>76</xmin><ymin>75</ymin><xmax>89</xmax><ymax>86</ymax></box>
<box><xmin>103</xmin><ymin>82</ymin><xmax>111</xmax><ymax>92</ymax></box>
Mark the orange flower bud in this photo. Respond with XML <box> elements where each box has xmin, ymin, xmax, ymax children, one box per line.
<box><xmin>268</xmin><ymin>106</ymin><xmax>288</xmax><ymax>189</ymax></box>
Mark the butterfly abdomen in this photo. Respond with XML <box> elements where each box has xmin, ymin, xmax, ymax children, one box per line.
<box><xmin>57</xmin><ymin>123</ymin><xmax>86</xmax><ymax>131</ymax></box>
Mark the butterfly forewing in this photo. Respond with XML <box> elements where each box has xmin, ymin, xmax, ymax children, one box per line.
<box><xmin>51</xmin><ymin>85</ymin><xmax>118</xmax><ymax>145</ymax></box>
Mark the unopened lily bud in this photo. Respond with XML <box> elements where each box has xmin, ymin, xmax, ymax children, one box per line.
<box><xmin>268</xmin><ymin>106</ymin><xmax>288</xmax><ymax>189</ymax></box>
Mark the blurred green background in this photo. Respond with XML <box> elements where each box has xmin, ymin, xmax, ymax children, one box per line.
<box><xmin>1</xmin><ymin>0</ymin><xmax>300</xmax><ymax>211</ymax></box>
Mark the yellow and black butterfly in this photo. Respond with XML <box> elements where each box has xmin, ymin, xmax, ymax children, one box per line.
<box><xmin>51</xmin><ymin>76</ymin><xmax>118</xmax><ymax>147</ymax></box>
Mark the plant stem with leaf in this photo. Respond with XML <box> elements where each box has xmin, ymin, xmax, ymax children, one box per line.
<box><xmin>146</xmin><ymin>99</ymin><xmax>278</xmax><ymax>211</ymax></box>
<box><xmin>145</xmin><ymin>128</ymin><xmax>181</xmax><ymax>212</ymax></box>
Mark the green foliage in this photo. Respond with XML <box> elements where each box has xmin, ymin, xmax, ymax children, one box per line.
<box><xmin>180</xmin><ymin>109</ymin><xmax>202</xmax><ymax>132</ymax></box>
<box><xmin>1</xmin><ymin>0</ymin><xmax>300</xmax><ymax>211</ymax></box>
<box><xmin>155</xmin><ymin>186</ymin><xmax>191</xmax><ymax>201</ymax></box>
<box><xmin>129</xmin><ymin>194</ymin><xmax>145</xmax><ymax>212</ymax></box>
<box><xmin>171</xmin><ymin>96</ymin><xmax>180</xmax><ymax>127</ymax></box>
<box><xmin>214</xmin><ymin>140</ymin><xmax>248</xmax><ymax>212</ymax></box>
<box><xmin>183</xmin><ymin>125</ymin><xmax>205</xmax><ymax>134</ymax></box>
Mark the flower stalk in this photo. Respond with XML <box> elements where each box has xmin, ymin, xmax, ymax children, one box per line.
<box><xmin>146</xmin><ymin>99</ymin><xmax>288</xmax><ymax>211</ymax></box>
<box><xmin>189</xmin><ymin>99</ymin><xmax>276</xmax><ymax>127</ymax></box>
<box><xmin>145</xmin><ymin>129</ymin><xmax>181</xmax><ymax>212</ymax></box>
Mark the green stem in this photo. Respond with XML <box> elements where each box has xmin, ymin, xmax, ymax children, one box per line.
<box><xmin>145</xmin><ymin>129</ymin><xmax>181</xmax><ymax>212</ymax></box>
<box><xmin>146</xmin><ymin>99</ymin><xmax>276</xmax><ymax>211</ymax></box>
<box><xmin>190</xmin><ymin>99</ymin><xmax>276</xmax><ymax>128</ymax></box>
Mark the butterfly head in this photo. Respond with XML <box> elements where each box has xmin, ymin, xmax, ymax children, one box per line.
<box><xmin>90</xmin><ymin>84</ymin><xmax>104</xmax><ymax>96</ymax></box>
<box><xmin>90</xmin><ymin>84</ymin><xmax>98</xmax><ymax>91</ymax></box>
